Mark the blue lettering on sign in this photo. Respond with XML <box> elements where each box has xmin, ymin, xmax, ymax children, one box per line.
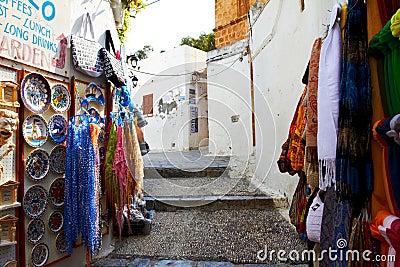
<box><xmin>11</xmin><ymin>0</ymin><xmax>32</xmax><ymax>16</ymax></box>
<box><xmin>42</xmin><ymin>1</ymin><xmax>54</xmax><ymax>21</ymax></box>
<box><xmin>0</xmin><ymin>3</ymin><xmax>9</xmax><ymax>18</ymax></box>
<box><xmin>27</xmin><ymin>0</ymin><xmax>55</xmax><ymax>21</ymax></box>
<box><xmin>23</xmin><ymin>18</ymin><xmax>50</xmax><ymax>38</ymax></box>
<box><xmin>4</xmin><ymin>22</ymin><xmax>29</xmax><ymax>41</ymax></box>
<box><xmin>27</xmin><ymin>0</ymin><xmax>39</xmax><ymax>10</ymax></box>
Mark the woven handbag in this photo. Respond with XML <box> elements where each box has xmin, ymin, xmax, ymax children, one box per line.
<box><xmin>70</xmin><ymin>13</ymin><xmax>104</xmax><ymax>77</ymax></box>
<box><xmin>100</xmin><ymin>30</ymin><xmax>126</xmax><ymax>87</ymax></box>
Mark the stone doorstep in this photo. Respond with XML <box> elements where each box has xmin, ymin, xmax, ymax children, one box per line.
<box><xmin>144</xmin><ymin>195</ymin><xmax>289</xmax><ymax>211</ymax></box>
<box><xmin>144</xmin><ymin>167</ymin><xmax>231</xmax><ymax>179</ymax></box>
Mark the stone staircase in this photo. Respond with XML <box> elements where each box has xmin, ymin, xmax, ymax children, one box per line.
<box><xmin>91</xmin><ymin>151</ymin><xmax>306</xmax><ymax>266</ymax></box>
<box><xmin>142</xmin><ymin>151</ymin><xmax>288</xmax><ymax>211</ymax></box>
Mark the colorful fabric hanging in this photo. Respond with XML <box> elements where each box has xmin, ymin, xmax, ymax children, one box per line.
<box><xmin>305</xmin><ymin>38</ymin><xmax>321</xmax><ymax>188</ymax></box>
<box><xmin>374</xmin><ymin>117</ymin><xmax>400</xmax><ymax>215</ymax></box>
<box><xmin>336</xmin><ymin>0</ymin><xmax>373</xmax><ymax>198</ymax></box>
<box><xmin>377</xmin><ymin>0</ymin><xmax>400</xmax><ymax>26</ymax></box>
<box><xmin>370</xmin><ymin>19</ymin><xmax>400</xmax><ymax>117</ymax></box>
<box><xmin>113</xmin><ymin>125</ymin><xmax>128</xmax><ymax>238</ymax></box>
<box><xmin>317</xmin><ymin>3</ymin><xmax>342</xmax><ymax>190</ymax></box>
<box><xmin>123</xmin><ymin>120</ymin><xmax>144</xmax><ymax>196</ymax></box>
<box><xmin>277</xmin><ymin>87</ymin><xmax>307</xmax><ymax>175</ymax></box>
<box><xmin>64</xmin><ymin>115</ymin><xmax>101</xmax><ymax>255</ymax></box>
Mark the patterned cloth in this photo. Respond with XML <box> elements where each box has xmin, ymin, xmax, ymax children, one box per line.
<box><xmin>319</xmin><ymin>187</ymin><xmax>351</xmax><ymax>267</ymax></box>
<box><xmin>305</xmin><ymin>38</ymin><xmax>321</xmax><ymax>188</ymax></box>
<box><xmin>336</xmin><ymin>0</ymin><xmax>373</xmax><ymax>198</ymax></box>
<box><xmin>277</xmin><ymin>87</ymin><xmax>307</xmax><ymax>175</ymax></box>
<box><xmin>64</xmin><ymin>115</ymin><xmax>101</xmax><ymax>255</ymax></box>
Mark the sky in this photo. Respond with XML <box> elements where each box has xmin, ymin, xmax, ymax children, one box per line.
<box><xmin>125</xmin><ymin>0</ymin><xmax>215</xmax><ymax>56</ymax></box>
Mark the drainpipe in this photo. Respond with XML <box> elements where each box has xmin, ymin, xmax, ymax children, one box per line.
<box><xmin>248</xmin><ymin>45</ymin><xmax>256</xmax><ymax>147</ymax></box>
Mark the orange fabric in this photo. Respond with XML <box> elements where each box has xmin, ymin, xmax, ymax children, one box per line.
<box><xmin>289</xmin><ymin>87</ymin><xmax>307</xmax><ymax>172</ymax></box>
<box><xmin>368</xmin><ymin>0</ymin><xmax>392</xmax><ymax>220</ymax></box>
<box><xmin>135</xmin><ymin>121</ymin><xmax>144</xmax><ymax>144</ymax></box>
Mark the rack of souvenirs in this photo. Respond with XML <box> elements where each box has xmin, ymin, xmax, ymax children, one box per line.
<box><xmin>278</xmin><ymin>1</ymin><xmax>400</xmax><ymax>266</ymax></box>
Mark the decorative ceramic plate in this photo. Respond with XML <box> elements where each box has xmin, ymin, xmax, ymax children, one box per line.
<box><xmin>51</xmin><ymin>84</ymin><xmax>71</xmax><ymax>112</ymax></box>
<box><xmin>27</xmin><ymin>218</ymin><xmax>45</xmax><ymax>243</ymax></box>
<box><xmin>48</xmin><ymin>114</ymin><xmax>67</xmax><ymax>144</ymax></box>
<box><xmin>21</xmin><ymin>73</ymin><xmax>51</xmax><ymax>114</ymax></box>
<box><xmin>3</xmin><ymin>260</ymin><xmax>17</xmax><ymax>267</ymax></box>
<box><xmin>48</xmin><ymin>177</ymin><xmax>65</xmax><ymax>207</ymax></box>
<box><xmin>55</xmin><ymin>232</ymin><xmax>67</xmax><ymax>253</ymax></box>
<box><xmin>23</xmin><ymin>185</ymin><xmax>48</xmax><ymax>218</ymax></box>
<box><xmin>31</xmin><ymin>243</ymin><xmax>49</xmax><ymax>267</ymax></box>
<box><xmin>48</xmin><ymin>210</ymin><xmax>63</xmax><ymax>233</ymax></box>
<box><xmin>23</xmin><ymin>115</ymin><xmax>48</xmax><ymax>147</ymax></box>
<box><xmin>26</xmin><ymin>149</ymin><xmax>50</xmax><ymax>181</ymax></box>
<box><xmin>49</xmin><ymin>145</ymin><xmax>66</xmax><ymax>174</ymax></box>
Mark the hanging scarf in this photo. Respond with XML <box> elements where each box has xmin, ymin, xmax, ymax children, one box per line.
<box><xmin>374</xmin><ymin>117</ymin><xmax>400</xmax><ymax>215</ymax></box>
<box><xmin>317</xmin><ymin>3</ymin><xmax>342</xmax><ymax>190</ymax></box>
<box><xmin>305</xmin><ymin>38</ymin><xmax>321</xmax><ymax>188</ymax></box>
<box><xmin>113</xmin><ymin>125</ymin><xmax>128</xmax><ymax>238</ymax></box>
<box><xmin>123</xmin><ymin>120</ymin><xmax>144</xmax><ymax>196</ymax></box>
<box><xmin>277</xmin><ymin>87</ymin><xmax>307</xmax><ymax>175</ymax></box>
<box><xmin>336</xmin><ymin>0</ymin><xmax>373</xmax><ymax>198</ymax></box>
<box><xmin>64</xmin><ymin>116</ymin><xmax>101</xmax><ymax>255</ymax></box>
<box><xmin>289</xmin><ymin>86</ymin><xmax>307</xmax><ymax>172</ymax></box>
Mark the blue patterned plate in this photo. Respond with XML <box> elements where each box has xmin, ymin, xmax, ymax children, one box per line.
<box><xmin>51</xmin><ymin>84</ymin><xmax>70</xmax><ymax>113</ymax></box>
<box><xmin>48</xmin><ymin>177</ymin><xmax>65</xmax><ymax>206</ymax></box>
<box><xmin>49</xmin><ymin>146</ymin><xmax>66</xmax><ymax>174</ymax></box>
<box><xmin>56</xmin><ymin>232</ymin><xmax>67</xmax><ymax>253</ymax></box>
<box><xmin>27</xmin><ymin>218</ymin><xmax>45</xmax><ymax>243</ymax></box>
<box><xmin>26</xmin><ymin>149</ymin><xmax>50</xmax><ymax>181</ymax></box>
<box><xmin>31</xmin><ymin>242</ymin><xmax>49</xmax><ymax>267</ymax></box>
<box><xmin>23</xmin><ymin>185</ymin><xmax>48</xmax><ymax>218</ymax></box>
<box><xmin>23</xmin><ymin>115</ymin><xmax>48</xmax><ymax>147</ymax></box>
<box><xmin>48</xmin><ymin>114</ymin><xmax>67</xmax><ymax>144</ymax></box>
<box><xmin>21</xmin><ymin>73</ymin><xmax>51</xmax><ymax>114</ymax></box>
<box><xmin>48</xmin><ymin>210</ymin><xmax>63</xmax><ymax>233</ymax></box>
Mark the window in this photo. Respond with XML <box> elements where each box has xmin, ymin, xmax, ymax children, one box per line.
<box><xmin>237</xmin><ymin>0</ymin><xmax>249</xmax><ymax>17</ymax></box>
<box><xmin>142</xmin><ymin>94</ymin><xmax>153</xmax><ymax>116</ymax></box>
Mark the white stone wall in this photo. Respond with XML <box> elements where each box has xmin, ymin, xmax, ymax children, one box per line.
<box><xmin>207</xmin><ymin>39</ymin><xmax>254</xmax><ymax>178</ymax></box>
<box><xmin>251</xmin><ymin>0</ymin><xmax>338</xmax><ymax>199</ymax></box>
<box><xmin>132</xmin><ymin>45</ymin><xmax>207</xmax><ymax>152</ymax></box>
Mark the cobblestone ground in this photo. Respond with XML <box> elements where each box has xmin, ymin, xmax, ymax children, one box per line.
<box><xmin>92</xmin><ymin>209</ymin><xmax>307</xmax><ymax>266</ymax></box>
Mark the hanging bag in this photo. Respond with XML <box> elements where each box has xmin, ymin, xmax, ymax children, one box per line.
<box><xmin>306</xmin><ymin>190</ymin><xmax>324</xmax><ymax>242</ymax></box>
<box><xmin>100</xmin><ymin>30</ymin><xmax>126</xmax><ymax>87</ymax></box>
<box><xmin>70</xmin><ymin>13</ymin><xmax>104</xmax><ymax>77</ymax></box>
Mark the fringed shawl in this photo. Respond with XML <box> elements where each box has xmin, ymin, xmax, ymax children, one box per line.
<box><xmin>336</xmin><ymin>0</ymin><xmax>373</xmax><ymax>198</ymax></box>
<box><xmin>317</xmin><ymin>3</ymin><xmax>342</xmax><ymax>190</ymax></box>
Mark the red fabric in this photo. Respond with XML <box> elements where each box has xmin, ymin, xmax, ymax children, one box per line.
<box><xmin>377</xmin><ymin>0</ymin><xmax>400</xmax><ymax>24</ymax></box>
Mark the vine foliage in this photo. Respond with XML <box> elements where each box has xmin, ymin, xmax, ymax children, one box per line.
<box><xmin>118</xmin><ymin>0</ymin><xmax>146</xmax><ymax>44</ymax></box>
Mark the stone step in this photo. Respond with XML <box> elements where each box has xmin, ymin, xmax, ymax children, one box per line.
<box><xmin>144</xmin><ymin>167</ymin><xmax>230</xmax><ymax>179</ymax></box>
<box><xmin>92</xmin><ymin>209</ymin><xmax>307</xmax><ymax>266</ymax></box>
<box><xmin>143</xmin><ymin>178</ymin><xmax>288</xmax><ymax>211</ymax></box>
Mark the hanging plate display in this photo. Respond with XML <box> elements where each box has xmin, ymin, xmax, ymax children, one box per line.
<box><xmin>26</xmin><ymin>149</ymin><xmax>50</xmax><ymax>181</ymax></box>
<box><xmin>23</xmin><ymin>115</ymin><xmax>48</xmax><ymax>147</ymax></box>
<box><xmin>49</xmin><ymin>145</ymin><xmax>66</xmax><ymax>174</ymax></box>
<box><xmin>31</xmin><ymin>243</ymin><xmax>49</xmax><ymax>267</ymax></box>
<box><xmin>21</xmin><ymin>73</ymin><xmax>51</xmax><ymax>114</ymax></box>
<box><xmin>27</xmin><ymin>218</ymin><xmax>45</xmax><ymax>243</ymax></box>
<box><xmin>51</xmin><ymin>84</ymin><xmax>71</xmax><ymax>112</ymax></box>
<box><xmin>23</xmin><ymin>185</ymin><xmax>48</xmax><ymax>218</ymax></box>
<box><xmin>48</xmin><ymin>177</ymin><xmax>65</xmax><ymax>207</ymax></box>
<box><xmin>55</xmin><ymin>232</ymin><xmax>67</xmax><ymax>253</ymax></box>
<box><xmin>48</xmin><ymin>210</ymin><xmax>63</xmax><ymax>233</ymax></box>
<box><xmin>48</xmin><ymin>114</ymin><xmax>67</xmax><ymax>144</ymax></box>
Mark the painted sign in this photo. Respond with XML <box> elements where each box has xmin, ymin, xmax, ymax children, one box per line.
<box><xmin>0</xmin><ymin>0</ymin><xmax>70</xmax><ymax>76</ymax></box>
<box><xmin>190</xmin><ymin>106</ymin><xmax>198</xmax><ymax>133</ymax></box>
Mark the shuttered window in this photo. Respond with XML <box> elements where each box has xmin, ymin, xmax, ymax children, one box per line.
<box><xmin>142</xmin><ymin>94</ymin><xmax>153</xmax><ymax>116</ymax></box>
